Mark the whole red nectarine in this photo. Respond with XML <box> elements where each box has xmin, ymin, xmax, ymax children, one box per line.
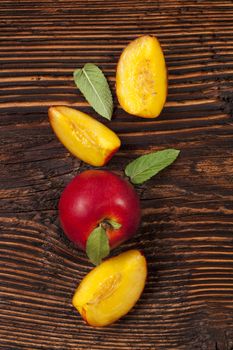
<box><xmin>59</xmin><ymin>170</ymin><xmax>141</xmax><ymax>262</ymax></box>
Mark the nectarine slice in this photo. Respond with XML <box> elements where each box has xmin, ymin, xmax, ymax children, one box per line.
<box><xmin>48</xmin><ymin>106</ymin><xmax>121</xmax><ymax>166</ymax></box>
<box><xmin>72</xmin><ymin>250</ymin><xmax>147</xmax><ymax>327</ymax></box>
<box><xmin>116</xmin><ymin>35</ymin><xmax>167</xmax><ymax>118</ymax></box>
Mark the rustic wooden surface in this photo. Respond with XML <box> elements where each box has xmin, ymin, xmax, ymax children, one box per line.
<box><xmin>0</xmin><ymin>1</ymin><xmax>233</xmax><ymax>349</ymax></box>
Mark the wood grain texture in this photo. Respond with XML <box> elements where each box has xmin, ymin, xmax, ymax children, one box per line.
<box><xmin>0</xmin><ymin>0</ymin><xmax>233</xmax><ymax>349</ymax></box>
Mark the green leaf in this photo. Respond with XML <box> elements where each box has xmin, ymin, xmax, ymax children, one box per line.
<box><xmin>106</xmin><ymin>219</ymin><xmax>122</xmax><ymax>230</ymax></box>
<box><xmin>86</xmin><ymin>225</ymin><xmax>110</xmax><ymax>265</ymax></box>
<box><xmin>125</xmin><ymin>149</ymin><xmax>180</xmax><ymax>184</ymax></box>
<box><xmin>73</xmin><ymin>63</ymin><xmax>113</xmax><ymax>120</ymax></box>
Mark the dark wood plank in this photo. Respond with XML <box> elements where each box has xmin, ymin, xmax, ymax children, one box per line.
<box><xmin>0</xmin><ymin>1</ymin><xmax>233</xmax><ymax>349</ymax></box>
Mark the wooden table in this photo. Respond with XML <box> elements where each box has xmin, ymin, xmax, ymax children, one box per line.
<box><xmin>1</xmin><ymin>1</ymin><xmax>233</xmax><ymax>349</ymax></box>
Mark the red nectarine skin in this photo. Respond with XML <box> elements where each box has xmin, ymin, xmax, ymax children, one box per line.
<box><xmin>59</xmin><ymin>170</ymin><xmax>141</xmax><ymax>250</ymax></box>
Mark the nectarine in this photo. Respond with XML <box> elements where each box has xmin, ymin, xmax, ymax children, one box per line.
<box><xmin>59</xmin><ymin>170</ymin><xmax>141</xmax><ymax>263</ymax></box>
<box><xmin>116</xmin><ymin>35</ymin><xmax>167</xmax><ymax>118</ymax></box>
<box><xmin>72</xmin><ymin>250</ymin><xmax>147</xmax><ymax>327</ymax></box>
<box><xmin>48</xmin><ymin>106</ymin><xmax>120</xmax><ymax>166</ymax></box>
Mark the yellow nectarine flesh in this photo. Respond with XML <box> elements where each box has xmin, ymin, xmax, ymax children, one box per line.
<box><xmin>116</xmin><ymin>35</ymin><xmax>167</xmax><ymax>118</ymax></box>
<box><xmin>72</xmin><ymin>250</ymin><xmax>147</xmax><ymax>327</ymax></box>
<box><xmin>48</xmin><ymin>106</ymin><xmax>121</xmax><ymax>166</ymax></box>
